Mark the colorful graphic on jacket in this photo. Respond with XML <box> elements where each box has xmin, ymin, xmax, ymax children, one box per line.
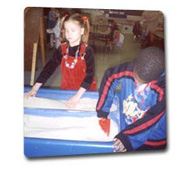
<box><xmin>123</xmin><ymin>94</ymin><xmax>146</xmax><ymax>124</ymax></box>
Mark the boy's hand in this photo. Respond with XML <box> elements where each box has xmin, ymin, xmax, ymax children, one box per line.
<box><xmin>99</xmin><ymin>118</ymin><xmax>110</xmax><ymax>136</ymax></box>
<box><xmin>113</xmin><ymin>138</ymin><xmax>126</xmax><ymax>152</ymax></box>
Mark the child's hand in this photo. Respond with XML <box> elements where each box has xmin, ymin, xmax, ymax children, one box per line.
<box><xmin>46</xmin><ymin>28</ymin><xmax>54</xmax><ymax>34</ymax></box>
<box><xmin>66</xmin><ymin>94</ymin><xmax>81</xmax><ymax>108</ymax></box>
<box><xmin>24</xmin><ymin>83</ymin><xmax>42</xmax><ymax>99</ymax></box>
<box><xmin>113</xmin><ymin>138</ymin><xmax>126</xmax><ymax>152</ymax></box>
<box><xmin>24</xmin><ymin>89</ymin><xmax>37</xmax><ymax>98</ymax></box>
<box><xmin>66</xmin><ymin>87</ymin><xmax>86</xmax><ymax>108</ymax></box>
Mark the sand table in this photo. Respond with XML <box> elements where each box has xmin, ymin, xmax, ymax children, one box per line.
<box><xmin>24</xmin><ymin>97</ymin><xmax>117</xmax><ymax>112</ymax></box>
<box><xmin>24</xmin><ymin>114</ymin><xmax>119</xmax><ymax>141</ymax></box>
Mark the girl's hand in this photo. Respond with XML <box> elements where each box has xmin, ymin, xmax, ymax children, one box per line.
<box><xmin>24</xmin><ymin>88</ymin><xmax>37</xmax><ymax>98</ymax></box>
<box><xmin>66</xmin><ymin>94</ymin><xmax>81</xmax><ymax>108</ymax></box>
<box><xmin>24</xmin><ymin>83</ymin><xmax>42</xmax><ymax>99</ymax></box>
<box><xmin>66</xmin><ymin>87</ymin><xmax>86</xmax><ymax>108</ymax></box>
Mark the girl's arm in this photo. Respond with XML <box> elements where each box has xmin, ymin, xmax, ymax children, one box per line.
<box><xmin>66</xmin><ymin>87</ymin><xmax>86</xmax><ymax>107</ymax></box>
<box><xmin>36</xmin><ymin>47</ymin><xmax>62</xmax><ymax>84</ymax></box>
<box><xmin>81</xmin><ymin>46</ymin><xmax>95</xmax><ymax>89</ymax></box>
<box><xmin>66</xmin><ymin>46</ymin><xmax>95</xmax><ymax>107</ymax></box>
<box><xmin>24</xmin><ymin>47</ymin><xmax>62</xmax><ymax>98</ymax></box>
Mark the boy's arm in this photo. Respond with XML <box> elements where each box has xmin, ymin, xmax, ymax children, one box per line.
<box><xmin>96</xmin><ymin>67</ymin><xmax>119</xmax><ymax>118</ymax></box>
<box><xmin>96</xmin><ymin>62</ymin><xmax>134</xmax><ymax>135</ymax></box>
<box><xmin>114</xmin><ymin>95</ymin><xmax>166</xmax><ymax>151</ymax></box>
<box><xmin>96</xmin><ymin>62</ymin><xmax>134</xmax><ymax>118</ymax></box>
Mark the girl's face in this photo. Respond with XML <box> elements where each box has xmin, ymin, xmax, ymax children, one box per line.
<box><xmin>64</xmin><ymin>20</ymin><xmax>84</xmax><ymax>47</ymax></box>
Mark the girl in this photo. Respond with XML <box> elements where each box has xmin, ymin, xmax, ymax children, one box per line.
<box><xmin>25</xmin><ymin>13</ymin><xmax>96</xmax><ymax>107</ymax></box>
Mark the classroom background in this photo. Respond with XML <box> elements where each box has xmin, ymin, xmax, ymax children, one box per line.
<box><xmin>24</xmin><ymin>7</ymin><xmax>164</xmax><ymax>89</ymax></box>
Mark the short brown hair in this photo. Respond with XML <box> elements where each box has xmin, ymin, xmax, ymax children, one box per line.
<box><xmin>59</xmin><ymin>13</ymin><xmax>90</xmax><ymax>44</ymax></box>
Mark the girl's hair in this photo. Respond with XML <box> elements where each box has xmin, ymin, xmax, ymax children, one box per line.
<box><xmin>59</xmin><ymin>13</ymin><xmax>90</xmax><ymax>44</ymax></box>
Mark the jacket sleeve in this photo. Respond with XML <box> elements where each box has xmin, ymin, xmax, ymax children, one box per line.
<box><xmin>36</xmin><ymin>46</ymin><xmax>62</xmax><ymax>85</ymax></box>
<box><xmin>96</xmin><ymin>62</ymin><xmax>134</xmax><ymax>118</ymax></box>
<box><xmin>115</xmin><ymin>87</ymin><xmax>166</xmax><ymax>151</ymax></box>
<box><xmin>96</xmin><ymin>66</ymin><xmax>121</xmax><ymax>118</ymax></box>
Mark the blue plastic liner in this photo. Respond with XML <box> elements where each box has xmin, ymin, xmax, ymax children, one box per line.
<box><xmin>24</xmin><ymin>87</ymin><xmax>120</xmax><ymax>158</ymax></box>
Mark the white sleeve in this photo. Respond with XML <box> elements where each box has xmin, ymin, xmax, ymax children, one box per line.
<box><xmin>53</xmin><ymin>20</ymin><xmax>61</xmax><ymax>38</ymax></box>
<box><xmin>119</xmin><ymin>33</ymin><xmax>124</xmax><ymax>43</ymax></box>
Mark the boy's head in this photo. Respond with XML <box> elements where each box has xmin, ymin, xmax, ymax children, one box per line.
<box><xmin>134</xmin><ymin>47</ymin><xmax>165</xmax><ymax>83</ymax></box>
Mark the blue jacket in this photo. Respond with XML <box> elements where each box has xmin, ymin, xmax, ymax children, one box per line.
<box><xmin>96</xmin><ymin>62</ymin><xmax>166</xmax><ymax>151</ymax></box>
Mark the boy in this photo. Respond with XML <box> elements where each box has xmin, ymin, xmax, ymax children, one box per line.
<box><xmin>96</xmin><ymin>47</ymin><xmax>166</xmax><ymax>152</ymax></box>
